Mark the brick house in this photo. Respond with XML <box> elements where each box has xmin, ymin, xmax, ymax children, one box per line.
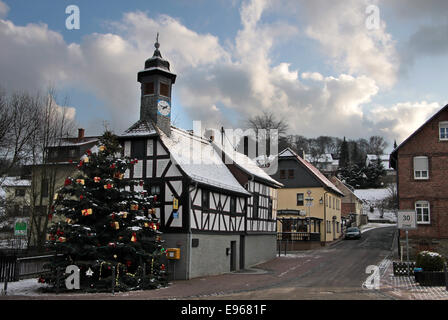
<box><xmin>329</xmin><ymin>176</ymin><xmax>364</xmax><ymax>228</ymax></box>
<box><xmin>390</xmin><ymin>103</ymin><xmax>448</xmax><ymax>257</ymax></box>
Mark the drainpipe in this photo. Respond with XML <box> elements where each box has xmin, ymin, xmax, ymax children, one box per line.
<box><xmin>323</xmin><ymin>191</ymin><xmax>329</xmax><ymax>245</ymax></box>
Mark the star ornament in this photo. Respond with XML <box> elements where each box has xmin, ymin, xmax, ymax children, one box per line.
<box><xmin>86</xmin><ymin>268</ymin><xmax>94</xmax><ymax>277</ymax></box>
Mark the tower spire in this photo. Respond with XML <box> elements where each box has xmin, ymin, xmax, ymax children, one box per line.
<box><xmin>153</xmin><ymin>32</ymin><xmax>162</xmax><ymax>58</ymax></box>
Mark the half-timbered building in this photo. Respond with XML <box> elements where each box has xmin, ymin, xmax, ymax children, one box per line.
<box><xmin>118</xmin><ymin>37</ymin><xmax>282</xmax><ymax>279</ymax></box>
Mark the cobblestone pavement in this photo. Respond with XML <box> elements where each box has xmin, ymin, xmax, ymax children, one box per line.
<box><xmin>380</xmin><ymin>261</ymin><xmax>448</xmax><ymax>300</ymax></box>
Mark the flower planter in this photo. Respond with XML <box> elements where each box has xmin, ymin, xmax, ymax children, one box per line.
<box><xmin>415</xmin><ymin>271</ymin><xmax>446</xmax><ymax>286</ymax></box>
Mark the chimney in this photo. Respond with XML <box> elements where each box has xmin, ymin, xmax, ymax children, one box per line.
<box><xmin>78</xmin><ymin>128</ymin><xmax>85</xmax><ymax>141</ymax></box>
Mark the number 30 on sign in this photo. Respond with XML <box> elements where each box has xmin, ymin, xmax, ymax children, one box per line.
<box><xmin>397</xmin><ymin>210</ymin><xmax>417</xmax><ymax>230</ymax></box>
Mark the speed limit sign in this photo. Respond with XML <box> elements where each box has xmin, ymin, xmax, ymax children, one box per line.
<box><xmin>397</xmin><ymin>210</ymin><xmax>417</xmax><ymax>230</ymax></box>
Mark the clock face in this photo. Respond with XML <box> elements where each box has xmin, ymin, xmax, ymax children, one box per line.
<box><xmin>157</xmin><ymin>100</ymin><xmax>171</xmax><ymax>116</ymax></box>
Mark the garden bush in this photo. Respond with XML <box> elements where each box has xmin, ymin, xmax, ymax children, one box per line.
<box><xmin>415</xmin><ymin>251</ymin><xmax>445</xmax><ymax>272</ymax></box>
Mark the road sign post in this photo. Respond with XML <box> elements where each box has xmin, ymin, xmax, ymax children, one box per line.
<box><xmin>397</xmin><ymin>210</ymin><xmax>417</xmax><ymax>275</ymax></box>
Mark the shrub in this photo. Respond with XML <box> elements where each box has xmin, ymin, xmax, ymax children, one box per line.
<box><xmin>416</xmin><ymin>251</ymin><xmax>445</xmax><ymax>272</ymax></box>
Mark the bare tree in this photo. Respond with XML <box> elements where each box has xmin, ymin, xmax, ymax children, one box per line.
<box><xmin>246</xmin><ymin>111</ymin><xmax>289</xmax><ymax>156</ymax></box>
<box><xmin>368</xmin><ymin>136</ymin><xmax>389</xmax><ymax>155</ymax></box>
<box><xmin>26</xmin><ymin>88</ymin><xmax>76</xmax><ymax>251</ymax></box>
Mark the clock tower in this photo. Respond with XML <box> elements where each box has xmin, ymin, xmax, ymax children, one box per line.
<box><xmin>138</xmin><ymin>34</ymin><xmax>176</xmax><ymax>136</ymax></box>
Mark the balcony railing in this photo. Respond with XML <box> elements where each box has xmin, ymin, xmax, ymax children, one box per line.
<box><xmin>277</xmin><ymin>232</ymin><xmax>321</xmax><ymax>242</ymax></box>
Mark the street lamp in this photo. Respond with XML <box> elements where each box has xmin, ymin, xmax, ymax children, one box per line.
<box><xmin>305</xmin><ymin>190</ymin><xmax>314</xmax><ymax>234</ymax></box>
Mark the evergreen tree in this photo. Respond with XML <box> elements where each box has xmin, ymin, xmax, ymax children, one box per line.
<box><xmin>39</xmin><ymin>131</ymin><xmax>167</xmax><ymax>292</ymax></box>
<box><xmin>337</xmin><ymin>137</ymin><xmax>349</xmax><ymax>172</ymax></box>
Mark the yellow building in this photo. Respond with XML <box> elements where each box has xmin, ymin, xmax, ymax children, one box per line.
<box><xmin>271</xmin><ymin>148</ymin><xmax>344</xmax><ymax>248</ymax></box>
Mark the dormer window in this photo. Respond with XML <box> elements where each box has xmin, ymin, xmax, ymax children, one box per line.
<box><xmin>439</xmin><ymin>121</ymin><xmax>448</xmax><ymax>140</ymax></box>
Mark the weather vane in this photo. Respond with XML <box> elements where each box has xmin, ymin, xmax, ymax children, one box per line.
<box><xmin>155</xmin><ymin>32</ymin><xmax>160</xmax><ymax>49</ymax></box>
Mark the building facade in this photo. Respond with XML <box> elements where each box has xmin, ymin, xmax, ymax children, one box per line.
<box><xmin>271</xmin><ymin>148</ymin><xmax>344</xmax><ymax>249</ymax></box>
<box><xmin>390</xmin><ymin>104</ymin><xmax>448</xmax><ymax>258</ymax></box>
<box><xmin>329</xmin><ymin>176</ymin><xmax>364</xmax><ymax>228</ymax></box>
<box><xmin>118</xmin><ymin>38</ymin><xmax>282</xmax><ymax>279</ymax></box>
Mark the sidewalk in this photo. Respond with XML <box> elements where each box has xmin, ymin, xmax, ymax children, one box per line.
<box><xmin>381</xmin><ymin>260</ymin><xmax>448</xmax><ymax>300</ymax></box>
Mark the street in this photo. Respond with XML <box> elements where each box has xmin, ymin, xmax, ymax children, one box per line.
<box><xmin>1</xmin><ymin>225</ymin><xmax>398</xmax><ymax>300</ymax></box>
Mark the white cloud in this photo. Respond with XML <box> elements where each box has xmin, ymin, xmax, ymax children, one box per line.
<box><xmin>0</xmin><ymin>1</ymin><xmax>9</xmax><ymax>18</ymax></box>
<box><xmin>0</xmin><ymin>0</ymin><xmax>441</xmax><ymax>145</ymax></box>
<box><xmin>367</xmin><ymin>101</ymin><xmax>441</xmax><ymax>143</ymax></box>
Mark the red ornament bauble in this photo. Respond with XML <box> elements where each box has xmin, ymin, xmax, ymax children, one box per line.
<box><xmin>110</xmin><ymin>164</ymin><xmax>116</xmax><ymax>169</ymax></box>
<box><xmin>80</xmin><ymin>195</ymin><xmax>84</xmax><ymax>200</ymax></box>
<box><xmin>64</xmin><ymin>178</ymin><xmax>71</xmax><ymax>186</ymax></box>
<box><xmin>161</xmin><ymin>264</ymin><xmax>166</xmax><ymax>271</ymax></box>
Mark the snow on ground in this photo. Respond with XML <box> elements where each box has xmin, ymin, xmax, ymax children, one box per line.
<box><xmin>354</xmin><ymin>187</ymin><xmax>397</xmax><ymax>223</ymax></box>
<box><xmin>0</xmin><ymin>278</ymin><xmax>48</xmax><ymax>296</ymax></box>
<box><xmin>360</xmin><ymin>222</ymin><xmax>396</xmax><ymax>233</ymax></box>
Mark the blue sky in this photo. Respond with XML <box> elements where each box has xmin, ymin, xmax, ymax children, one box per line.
<box><xmin>0</xmin><ymin>0</ymin><xmax>447</xmax><ymax>151</ymax></box>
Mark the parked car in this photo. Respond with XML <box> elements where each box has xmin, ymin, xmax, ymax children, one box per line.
<box><xmin>344</xmin><ymin>227</ymin><xmax>361</xmax><ymax>240</ymax></box>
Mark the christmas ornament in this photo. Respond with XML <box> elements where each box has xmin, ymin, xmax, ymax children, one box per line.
<box><xmin>66</xmin><ymin>218</ymin><xmax>73</xmax><ymax>224</ymax></box>
<box><xmin>76</xmin><ymin>179</ymin><xmax>85</xmax><ymax>185</ymax></box>
<box><xmin>111</xmin><ymin>221</ymin><xmax>120</xmax><ymax>230</ymax></box>
<box><xmin>53</xmin><ymin>193</ymin><xmax>59</xmax><ymax>200</ymax></box>
<box><xmin>94</xmin><ymin>176</ymin><xmax>101</xmax><ymax>183</ymax></box>
<box><xmin>64</xmin><ymin>178</ymin><xmax>72</xmax><ymax>186</ymax></box>
<box><xmin>148</xmin><ymin>208</ymin><xmax>156</xmax><ymax>215</ymax></box>
<box><xmin>48</xmin><ymin>213</ymin><xmax>53</xmax><ymax>221</ymax></box>
<box><xmin>131</xmin><ymin>232</ymin><xmax>137</xmax><ymax>242</ymax></box>
<box><xmin>110</xmin><ymin>164</ymin><xmax>116</xmax><ymax>169</ymax></box>
<box><xmin>104</xmin><ymin>183</ymin><xmax>114</xmax><ymax>189</ymax></box>
<box><xmin>86</xmin><ymin>149</ymin><xmax>92</xmax><ymax>156</ymax></box>
<box><xmin>161</xmin><ymin>264</ymin><xmax>166</xmax><ymax>271</ymax></box>
<box><xmin>99</xmin><ymin>145</ymin><xmax>106</xmax><ymax>152</ymax></box>
<box><xmin>82</xmin><ymin>208</ymin><xmax>93</xmax><ymax>216</ymax></box>
<box><xmin>130</xmin><ymin>204</ymin><xmax>139</xmax><ymax>211</ymax></box>
<box><xmin>114</xmin><ymin>172</ymin><xmax>124</xmax><ymax>179</ymax></box>
<box><xmin>58</xmin><ymin>237</ymin><xmax>66</xmax><ymax>242</ymax></box>
<box><xmin>86</xmin><ymin>268</ymin><xmax>94</xmax><ymax>277</ymax></box>
<box><xmin>83</xmin><ymin>157</ymin><xmax>89</xmax><ymax>163</ymax></box>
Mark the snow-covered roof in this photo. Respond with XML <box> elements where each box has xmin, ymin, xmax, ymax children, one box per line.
<box><xmin>305</xmin><ymin>153</ymin><xmax>334</xmax><ymax>163</ymax></box>
<box><xmin>209</xmin><ymin>133</ymin><xmax>282</xmax><ymax>188</ymax></box>
<box><xmin>354</xmin><ymin>188</ymin><xmax>391</xmax><ymax>202</ymax></box>
<box><xmin>366</xmin><ymin>154</ymin><xmax>392</xmax><ymax>169</ymax></box>
<box><xmin>48</xmin><ymin>137</ymin><xmax>98</xmax><ymax>147</ymax></box>
<box><xmin>1</xmin><ymin>177</ymin><xmax>31</xmax><ymax>187</ymax></box>
<box><xmin>278</xmin><ymin>148</ymin><xmax>344</xmax><ymax>196</ymax></box>
<box><xmin>159</xmin><ymin>127</ymin><xmax>251</xmax><ymax>196</ymax></box>
<box><xmin>123</xmin><ymin>120</ymin><xmax>157</xmax><ymax>137</ymax></box>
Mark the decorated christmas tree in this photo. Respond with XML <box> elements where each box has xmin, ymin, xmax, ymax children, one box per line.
<box><xmin>39</xmin><ymin>131</ymin><xmax>167</xmax><ymax>292</ymax></box>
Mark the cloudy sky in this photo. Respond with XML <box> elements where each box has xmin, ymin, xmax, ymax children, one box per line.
<box><xmin>0</xmin><ymin>0</ymin><xmax>447</xmax><ymax>151</ymax></box>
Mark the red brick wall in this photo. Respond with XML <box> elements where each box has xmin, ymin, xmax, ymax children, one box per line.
<box><xmin>397</xmin><ymin>108</ymin><xmax>448</xmax><ymax>240</ymax></box>
<box><xmin>341</xmin><ymin>203</ymin><xmax>355</xmax><ymax>218</ymax></box>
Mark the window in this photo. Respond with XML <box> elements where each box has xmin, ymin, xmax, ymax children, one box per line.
<box><xmin>415</xmin><ymin>201</ymin><xmax>430</xmax><ymax>224</ymax></box>
<box><xmin>41</xmin><ymin>179</ymin><xmax>48</xmax><ymax>198</ymax></box>
<box><xmin>160</xmin><ymin>82</ymin><xmax>170</xmax><ymax>97</ymax></box>
<box><xmin>143</xmin><ymin>82</ymin><xmax>154</xmax><ymax>95</ymax></box>
<box><xmin>202</xmin><ymin>190</ymin><xmax>210</xmax><ymax>210</ymax></box>
<box><xmin>288</xmin><ymin>169</ymin><xmax>294</xmax><ymax>179</ymax></box>
<box><xmin>280</xmin><ymin>169</ymin><xmax>286</xmax><ymax>179</ymax></box>
<box><xmin>230</xmin><ymin>196</ymin><xmax>236</xmax><ymax>214</ymax></box>
<box><xmin>413</xmin><ymin>156</ymin><xmax>429</xmax><ymax>180</ymax></box>
<box><xmin>268</xmin><ymin>197</ymin><xmax>273</xmax><ymax>219</ymax></box>
<box><xmin>131</xmin><ymin>139</ymin><xmax>145</xmax><ymax>159</ymax></box>
<box><xmin>15</xmin><ymin>189</ymin><xmax>26</xmax><ymax>197</ymax></box>
<box><xmin>252</xmin><ymin>194</ymin><xmax>259</xmax><ymax>219</ymax></box>
<box><xmin>150</xmin><ymin>184</ymin><xmax>161</xmax><ymax>195</ymax></box>
<box><xmin>439</xmin><ymin>122</ymin><xmax>448</xmax><ymax>140</ymax></box>
<box><xmin>297</xmin><ymin>193</ymin><xmax>304</xmax><ymax>206</ymax></box>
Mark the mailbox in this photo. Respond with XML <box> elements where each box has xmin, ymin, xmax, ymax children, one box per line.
<box><xmin>166</xmin><ymin>248</ymin><xmax>181</xmax><ymax>260</ymax></box>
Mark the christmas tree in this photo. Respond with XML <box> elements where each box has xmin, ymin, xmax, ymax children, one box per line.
<box><xmin>39</xmin><ymin>131</ymin><xmax>167</xmax><ymax>292</ymax></box>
